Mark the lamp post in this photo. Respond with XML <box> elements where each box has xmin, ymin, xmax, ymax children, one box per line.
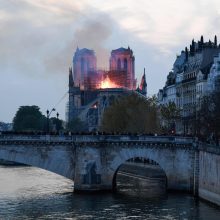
<box><xmin>56</xmin><ymin>112</ymin><xmax>59</xmax><ymax>133</ymax></box>
<box><xmin>46</xmin><ymin>108</ymin><xmax>55</xmax><ymax>133</ymax></box>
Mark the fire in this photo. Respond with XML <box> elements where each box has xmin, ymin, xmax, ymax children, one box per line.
<box><xmin>100</xmin><ymin>75</ymin><xmax>120</xmax><ymax>89</ymax></box>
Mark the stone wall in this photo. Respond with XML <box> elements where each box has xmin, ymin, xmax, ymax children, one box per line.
<box><xmin>0</xmin><ymin>144</ymin><xmax>75</xmax><ymax>180</ymax></box>
<box><xmin>199</xmin><ymin>146</ymin><xmax>220</xmax><ymax>206</ymax></box>
<box><xmin>73</xmin><ymin>144</ymin><xmax>195</xmax><ymax>192</ymax></box>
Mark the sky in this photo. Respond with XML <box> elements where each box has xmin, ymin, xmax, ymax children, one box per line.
<box><xmin>1</xmin><ymin>0</ymin><xmax>220</xmax><ymax>123</ymax></box>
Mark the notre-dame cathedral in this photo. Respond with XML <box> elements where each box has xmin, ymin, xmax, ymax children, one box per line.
<box><xmin>67</xmin><ymin>47</ymin><xmax>147</xmax><ymax>131</ymax></box>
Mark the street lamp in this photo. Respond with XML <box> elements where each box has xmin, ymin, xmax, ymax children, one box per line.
<box><xmin>46</xmin><ymin>108</ymin><xmax>56</xmax><ymax>133</ymax></box>
<box><xmin>56</xmin><ymin>112</ymin><xmax>60</xmax><ymax>133</ymax></box>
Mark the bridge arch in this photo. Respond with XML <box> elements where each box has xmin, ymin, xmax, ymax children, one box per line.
<box><xmin>109</xmin><ymin>147</ymin><xmax>178</xmax><ymax>191</ymax></box>
<box><xmin>112</xmin><ymin>156</ymin><xmax>167</xmax><ymax>192</ymax></box>
<box><xmin>0</xmin><ymin>136</ymin><xmax>196</xmax><ymax>193</ymax></box>
<box><xmin>0</xmin><ymin>144</ymin><xmax>75</xmax><ymax>181</ymax></box>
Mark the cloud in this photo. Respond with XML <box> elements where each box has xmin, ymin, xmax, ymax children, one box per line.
<box><xmin>72</xmin><ymin>13</ymin><xmax>114</xmax><ymax>69</ymax></box>
<box><xmin>0</xmin><ymin>0</ymin><xmax>87</xmax><ymax>77</ymax></box>
<box><xmin>0</xmin><ymin>0</ymin><xmax>116</xmax><ymax>77</ymax></box>
<box><xmin>89</xmin><ymin>0</ymin><xmax>220</xmax><ymax>54</ymax></box>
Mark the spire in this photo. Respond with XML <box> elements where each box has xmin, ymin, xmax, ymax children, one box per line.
<box><xmin>140</xmin><ymin>68</ymin><xmax>147</xmax><ymax>96</ymax></box>
<box><xmin>201</xmin><ymin>35</ymin><xmax>204</xmax><ymax>45</ymax></box>
<box><xmin>190</xmin><ymin>44</ymin><xmax>192</xmax><ymax>54</ymax></box>
<box><xmin>185</xmin><ymin>47</ymin><xmax>188</xmax><ymax>61</ymax></box>
<box><xmin>215</xmin><ymin>35</ymin><xmax>217</xmax><ymax>47</ymax></box>
<box><xmin>191</xmin><ymin>39</ymin><xmax>195</xmax><ymax>54</ymax></box>
<box><xmin>69</xmin><ymin>67</ymin><xmax>74</xmax><ymax>87</ymax></box>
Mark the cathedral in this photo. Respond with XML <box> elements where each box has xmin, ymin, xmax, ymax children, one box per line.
<box><xmin>67</xmin><ymin>47</ymin><xmax>147</xmax><ymax>131</ymax></box>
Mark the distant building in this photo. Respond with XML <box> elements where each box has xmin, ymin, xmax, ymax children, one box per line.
<box><xmin>158</xmin><ymin>36</ymin><xmax>220</xmax><ymax>135</ymax></box>
<box><xmin>207</xmin><ymin>52</ymin><xmax>220</xmax><ymax>93</ymax></box>
<box><xmin>0</xmin><ymin>122</ymin><xmax>12</xmax><ymax>131</ymax></box>
<box><xmin>67</xmin><ymin>47</ymin><xmax>147</xmax><ymax>131</ymax></box>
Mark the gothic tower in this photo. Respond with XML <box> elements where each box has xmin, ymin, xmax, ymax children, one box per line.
<box><xmin>109</xmin><ymin>47</ymin><xmax>136</xmax><ymax>90</ymax></box>
<box><xmin>68</xmin><ymin>67</ymin><xmax>81</xmax><ymax>122</ymax></box>
<box><xmin>140</xmin><ymin>68</ymin><xmax>147</xmax><ymax>97</ymax></box>
<box><xmin>73</xmin><ymin>47</ymin><xmax>97</xmax><ymax>90</ymax></box>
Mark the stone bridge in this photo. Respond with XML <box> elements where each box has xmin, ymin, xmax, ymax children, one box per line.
<box><xmin>0</xmin><ymin>134</ymin><xmax>199</xmax><ymax>193</ymax></box>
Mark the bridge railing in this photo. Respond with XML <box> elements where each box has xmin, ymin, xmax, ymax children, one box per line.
<box><xmin>0</xmin><ymin>134</ymin><xmax>73</xmax><ymax>142</ymax></box>
<box><xmin>0</xmin><ymin>133</ymin><xmax>195</xmax><ymax>144</ymax></box>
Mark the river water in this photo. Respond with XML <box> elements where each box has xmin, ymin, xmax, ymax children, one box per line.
<box><xmin>0</xmin><ymin>166</ymin><xmax>220</xmax><ymax>220</ymax></box>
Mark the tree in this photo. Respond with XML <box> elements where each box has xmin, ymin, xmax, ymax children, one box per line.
<box><xmin>100</xmin><ymin>93</ymin><xmax>160</xmax><ymax>133</ymax></box>
<box><xmin>49</xmin><ymin>117</ymin><xmax>64</xmax><ymax>132</ymax></box>
<box><xmin>67</xmin><ymin>117</ymin><xmax>87</xmax><ymax>132</ymax></box>
<box><xmin>160</xmin><ymin>101</ymin><xmax>181</xmax><ymax>134</ymax></box>
<box><xmin>198</xmin><ymin>91</ymin><xmax>220</xmax><ymax>138</ymax></box>
<box><xmin>13</xmin><ymin>106</ymin><xmax>45</xmax><ymax>131</ymax></box>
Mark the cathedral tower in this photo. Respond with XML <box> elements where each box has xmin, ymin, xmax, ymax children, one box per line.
<box><xmin>109</xmin><ymin>47</ymin><xmax>136</xmax><ymax>90</ymax></box>
<box><xmin>73</xmin><ymin>47</ymin><xmax>97</xmax><ymax>90</ymax></box>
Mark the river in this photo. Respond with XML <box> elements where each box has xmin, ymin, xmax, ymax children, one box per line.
<box><xmin>0</xmin><ymin>166</ymin><xmax>220</xmax><ymax>220</ymax></box>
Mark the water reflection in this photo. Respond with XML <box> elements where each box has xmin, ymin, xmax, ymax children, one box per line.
<box><xmin>0</xmin><ymin>166</ymin><xmax>220</xmax><ymax>220</ymax></box>
<box><xmin>115</xmin><ymin>160</ymin><xmax>167</xmax><ymax>198</ymax></box>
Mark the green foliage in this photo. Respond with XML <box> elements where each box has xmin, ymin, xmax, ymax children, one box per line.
<box><xmin>100</xmin><ymin>93</ymin><xmax>160</xmax><ymax>133</ymax></box>
<box><xmin>160</xmin><ymin>101</ymin><xmax>181</xmax><ymax>132</ymax></box>
<box><xmin>197</xmin><ymin>91</ymin><xmax>220</xmax><ymax>136</ymax></box>
<box><xmin>67</xmin><ymin>117</ymin><xmax>87</xmax><ymax>132</ymax></box>
<box><xmin>160</xmin><ymin>102</ymin><xmax>181</xmax><ymax>121</ymax></box>
<box><xmin>13</xmin><ymin>106</ymin><xmax>45</xmax><ymax>131</ymax></box>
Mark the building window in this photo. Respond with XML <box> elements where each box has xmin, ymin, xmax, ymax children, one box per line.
<box><xmin>117</xmin><ymin>58</ymin><xmax>121</xmax><ymax>70</ymax></box>
<box><xmin>81</xmin><ymin>57</ymin><xmax>85</xmax><ymax>73</ymax></box>
<box><xmin>124</xmin><ymin>58</ymin><xmax>127</xmax><ymax>71</ymax></box>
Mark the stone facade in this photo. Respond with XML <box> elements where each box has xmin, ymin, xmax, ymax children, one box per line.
<box><xmin>207</xmin><ymin>52</ymin><xmax>220</xmax><ymax>93</ymax></box>
<box><xmin>73</xmin><ymin>48</ymin><xmax>97</xmax><ymax>90</ymax></box>
<box><xmin>198</xmin><ymin>145</ymin><xmax>220</xmax><ymax>206</ymax></box>
<box><xmin>158</xmin><ymin>36</ymin><xmax>220</xmax><ymax>134</ymax></box>
<box><xmin>110</xmin><ymin>47</ymin><xmax>136</xmax><ymax>90</ymax></box>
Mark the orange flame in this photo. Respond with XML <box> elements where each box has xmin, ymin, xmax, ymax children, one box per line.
<box><xmin>100</xmin><ymin>75</ymin><xmax>120</xmax><ymax>89</ymax></box>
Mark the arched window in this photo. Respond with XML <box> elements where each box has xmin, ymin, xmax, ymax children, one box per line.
<box><xmin>87</xmin><ymin>60</ymin><xmax>90</xmax><ymax>71</ymax></box>
<box><xmin>124</xmin><ymin>58</ymin><xmax>127</xmax><ymax>71</ymax></box>
<box><xmin>132</xmin><ymin>58</ymin><xmax>135</xmax><ymax>74</ymax></box>
<box><xmin>81</xmin><ymin>57</ymin><xmax>85</xmax><ymax>73</ymax></box>
<box><xmin>117</xmin><ymin>58</ymin><xmax>121</xmax><ymax>70</ymax></box>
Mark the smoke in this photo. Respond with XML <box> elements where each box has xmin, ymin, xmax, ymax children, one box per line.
<box><xmin>72</xmin><ymin>14</ymin><xmax>113</xmax><ymax>69</ymax></box>
<box><xmin>0</xmin><ymin>0</ymin><xmax>113</xmax><ymax>77</ymax></box>
<box><xmin>0</xmin><ymin>0</ymin><xmax>116</xmax><ymax>122</ymax></box>
<box><xmin>45</xmin><ymin>13</ymin><xmax>113</xmax><ymax>73</ymax></box>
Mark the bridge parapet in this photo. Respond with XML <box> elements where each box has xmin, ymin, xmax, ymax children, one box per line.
<box><xmin>198</xmin><ymin>142</ymin><xmax>220</xmax><ymax>155</ymax></box>
<box><xmin>0</xmin><ymin>134</ymin><xmax>195</xmax><ymax>145</ymax></box>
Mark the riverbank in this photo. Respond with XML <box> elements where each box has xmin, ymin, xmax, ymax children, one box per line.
<box><xmin>0</xmin><ymin>159</ymin><xmax>26</xmax><ymax>166</ymax></box>
<box><xmin>199</xmin><ymin>148</ymin><xmax>220</xmax><ymax>206</ymax></box>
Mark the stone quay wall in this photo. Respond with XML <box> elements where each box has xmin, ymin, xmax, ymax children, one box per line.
<box><xmin>198</xmin><ymin>144</ymin><xmax>220</xmax><ymax>206</ymax></box>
